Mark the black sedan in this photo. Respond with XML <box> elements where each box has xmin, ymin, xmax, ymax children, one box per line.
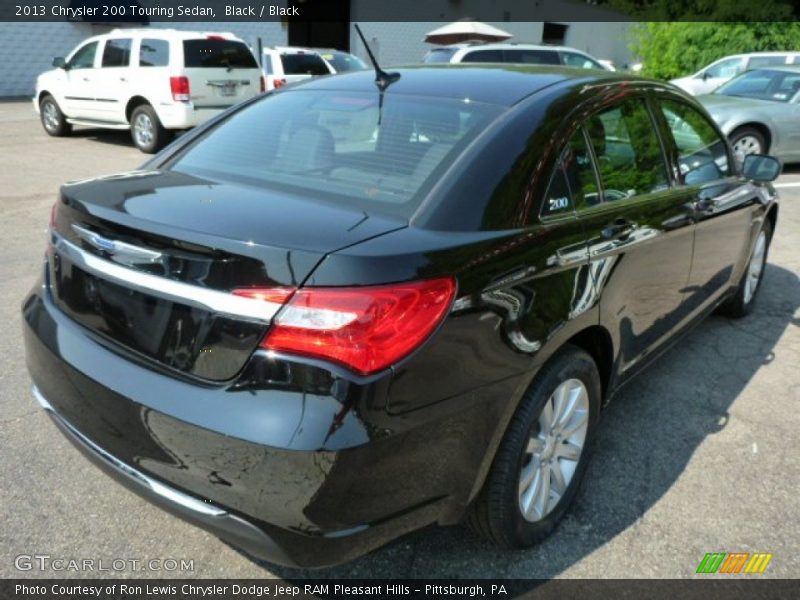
<box><xmin>22</xmin><ymin>65</ymin><xmax>779</xmax><ymax>568</ymax></box>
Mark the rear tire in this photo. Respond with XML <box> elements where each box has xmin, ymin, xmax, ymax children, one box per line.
<box><xmin>130</xmin><ymin>104</ymin><xmax>172</xmax><ymax>153</ymax></box>
<box><xmin>719</xmin><ymin>219</ymin><xmax>772</xmax><ymax>319</ymax></box>
<box><xmin>468</xmin><ymin>345</ymin><xmax>601</xmax><ymax>547</ymax></box>
<box><xmin>39</xmin><ymin>95</ymin><xmax>72</xmax><ymax>137</ymax></box>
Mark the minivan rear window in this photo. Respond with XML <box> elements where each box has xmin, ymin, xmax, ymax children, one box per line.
<box><xmin>281</xmin><ymin>53</ymin><xmax>330</xmax><ymax>75</ymax></box>
<box><xmin>423</xmin><ymin>48</ymin><xmax>459</xmax><ymax>63</ymax></box>
<box><xmin>182</xmin><ymin>39</ymin><xmax>258</xmax><ymax>69</ymax></box>
<box><xmin>170</xmin><ymin>90</ymin><xmax>504</xmax><ymax>218</ymax></box>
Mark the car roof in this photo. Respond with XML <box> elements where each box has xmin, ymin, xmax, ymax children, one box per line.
<box><xmin>457</xmin><ymin>43</ymin><xmax>590</xmax><ymax>54</ymax></box>
<box><xmin>107</xmin><ymin>28</ymin><xmax>242</xmax><ymax>41</ymax></box>
<box><xmin>291</xmin><ymin>64</ymin><xmax>627</xmax><ymax>106</ymax></box>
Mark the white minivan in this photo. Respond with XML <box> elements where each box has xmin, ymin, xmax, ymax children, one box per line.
<box><xmin>34</xmin><ymin>29</ymin><xmax>263</xmax><ymax>152</ymax></box>
<box><xmin>670</xmin><ymin>52</ymin><xmax>800</xmax><ymax>96</ymax></box>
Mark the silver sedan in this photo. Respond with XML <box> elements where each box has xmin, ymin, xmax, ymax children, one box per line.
<box><xmin>696</xmin><ymin>66</ymin><xmax>800</xmax><ymax>162</ymax></box>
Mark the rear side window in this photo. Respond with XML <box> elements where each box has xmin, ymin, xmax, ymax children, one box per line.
<box><xmin>658</xmin><ymin>99</ymin><xmax>730</xmax><ymax>184</ymax></box>
<box><xmin>170</xmin><ymin>91</ymin><xmax>503</xmax><ymax>218</ymax></box>
<box><xmin>461</xmin><ymin>50</ymin><xmax>504</xmax><ymax>63</ymax></box>
<box><xmin>322</xmin><ymin>52</ymin><xmax>367</xmax><ymax>72</ymax></box>
<box><xmin>139</xmin><ymin>38</ymin><xmax>169</xmax><ymax>67</ymax></box>
<box><xmin>504</xmin><ymin>49</ymin><xmax>560</xmax><ymax>65</ymax></box>
<box><xmin>183</xmin><ymin>39</ymin><xmax>258</xmax><ymax>69</ymax></box>
<box><xmin>280</xmin><ymin>53</ymin><xmax>329</xmax><ymax>75</ymax></box>
<box><xmin>747</xmin><ymin>55</ymin><xmax>787</xmax><ymax>69</ymax></box>
<box><xmin>561</xmin><ymin>52</ymin><xmax>602</xmax><ymax>70</ymax></box>
<box><xmin>585</xmin><ymin>99</ymin><xmax>669</xmax><ymax>201</ymax></box>
<box><xmin>101</xmin><ymin>38</ymin><xmax>132</xmax><ymax>68</ymax></box>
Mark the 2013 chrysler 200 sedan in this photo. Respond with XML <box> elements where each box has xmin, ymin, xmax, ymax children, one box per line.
<box><xmin>23</xmin><ymin>66</ymin><xmax>780</xmax><ymax>567</ymax></box>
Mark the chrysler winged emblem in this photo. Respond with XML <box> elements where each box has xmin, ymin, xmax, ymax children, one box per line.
<box><xmin>71</xmin><ymin>224</ymin><xmax>164</xmax><ymax>266</ymax></box>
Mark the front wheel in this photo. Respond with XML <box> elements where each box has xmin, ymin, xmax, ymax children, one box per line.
<box><xmin>719</xmin><ymin>219</ymin><xmax>772</xmax><ymax>318</ymax></box>
<box><xmin>39</xmin><ymin>95</ymin><xmax>72</xmax><ymax>137</ymax></box>
<box><xmin>130</xmin><ymin>104</ymin><xmax>172</xmax><ymax>154</ymax></box>
<box><xmin>468</xmin><ymin>345</ymin><xmax>601</xmax><ymax>547</ymax></box>
<box><xmin>730</xmin><ymin>126</ymin><xmax>766</xmax><ymax>160</ymax></box>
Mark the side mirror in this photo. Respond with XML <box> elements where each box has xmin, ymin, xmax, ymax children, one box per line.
<box><xmin>52</xmin><ymin>57</ymin><xmax>67</xmax><ymax>69</ymax></box>
<box><xmin>742</xmin><ymin>154</ymin><xmax>781</xmax><ymax>182</ymax></box>
<box><xmin>701</xmin><ymin>71</ymin><xmax>710</xmax><ymax>81</ymax></box>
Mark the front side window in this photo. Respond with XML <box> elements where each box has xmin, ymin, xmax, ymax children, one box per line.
<box><xmin>170</xmin><ymin>91</ymin><xmax>503</xmax><ymax>218</ymax></box>
<box><xmin>585</xmin><ymin>98</ymin><xmax>669</xmax><ymax>201</ymax></box>
<box><xmin>702</xmin><ymin>57</ymin><xmax>744</xmax><ymax>79</ymax></box>
<box><xmin>139</xmin><ymin>39</ymin><xmax>169</xmax><ymax>67</ymax></box>
<box><xmin>68</xmin><ymin>41</ymin><xmax>98</xmax><ymax>70</ymax></box>
<box><xmin>101</xmin><ymin>38</ymin><xmax>132</xmax><ymax>68</ymax></box>
<box><xmin>747</xmin><ymin>55</ymin><xmax>787</xmax><ymax>69</ymax></box>
<box><xmin>659</xmin><ymin>99</ymin><xmax>730</xmax><ymax>184</ymax></box>
<box><xmin>715</xmin><ymin>68</ymin><xmax>800</xmax><ymax>102</ymax></box>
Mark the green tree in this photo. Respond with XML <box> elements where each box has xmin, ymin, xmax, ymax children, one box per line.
<box><xmin>631</xmin><ymin>22</ymin><xmax>800</xmax><ymax>80</ymax></box>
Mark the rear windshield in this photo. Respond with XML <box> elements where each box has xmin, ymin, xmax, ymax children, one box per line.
<box><xmin>281</xmin><ymin>53</ymin><xmax>330</xmax><ymax>75</ymax></box>
<box><xmin>321</xmin><ymin>52</ymin><xmax>367</xmax><ymax>72</ymax></box>
<box><xmin>170</xmin><ymin>90</ymin><xmax>504</xmax><ymax>218</ymax></box>
<box><xmin>424</xmin><ymin>48</ymin><xmax>458</xmax><ymax>63</ymax></box>
<box><xmin>182</xmin><ymin>39</ymin><xmax>258</xmax><ymax>69</ymax></box>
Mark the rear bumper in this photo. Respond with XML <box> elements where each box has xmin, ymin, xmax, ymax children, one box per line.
<box><xmin>22</xmin><ymin>269</ymin><xmax>521</xmax><ymax>567</ymax></box>
<box><xmin>155</xmin><ymin>103</ymin><xmax>235</xmax><ymax>129</ymax></box>
<box><xmin>32</xmin><ymin>385</ymin><xmax>295</xmax><ymax>566</ymax></box>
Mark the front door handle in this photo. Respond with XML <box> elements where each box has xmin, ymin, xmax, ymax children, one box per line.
<box><xmin>601</xmin><ymin>218</ymin><xmax>636</xmax><ymax>241</ymax></box>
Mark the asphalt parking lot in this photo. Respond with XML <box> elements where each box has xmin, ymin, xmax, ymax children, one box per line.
<box><xmin>1</xmin><ymin>100</ymin><xmax>798</xmax><ymax>580</ymax></box>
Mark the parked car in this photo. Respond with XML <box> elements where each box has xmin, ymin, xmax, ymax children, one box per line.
<box><xmin>261</xmin><ymin>46</ymin><xmax>331</xmax><ymax>90</ymax></box>
<box><xmin>670</xmin><ymin>52</ymin><xmax>800</xmax><ymax>96</ymax></box>
<box><xmin>23</xmin><ymin>65</ymin><xmax>779</xmax><ymax>568</ymax></box>
<box><xmin>312</xmin><ymin>49</ymin><xmax>369</xmax><ymax>73</ymax></box>
<box><xmin>34</xmin><ymin>29</ymin><xmax>263</xmax><ymax>153</ymax></box>
<box><xmin>422</xmin><ymin>42</ymin><xmax>613</xmax><ymax>71</ymax></box>
<box><xmin>695</xmin><ymin>66</ymin><xmax>800</xmax><ymax>160</ymax></box>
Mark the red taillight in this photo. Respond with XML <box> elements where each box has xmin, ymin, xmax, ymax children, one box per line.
<box><xmin>273</xmin><ymin>78</ymin><xmax>286</xmax><ymax>89</ymax></box>
<box><xmin>232</xmin><ymin>287</ymin><xmax>295</xmax><ymax>304</ymax></box>
<box><xmin>170</xmin><ymin>76</ymin><xmax>190</xmax><ymax>102</ymax></box>
<box><xmin>236</xmin><ymin>278</ymin><xmax>456</xmax><ymax>376</ymax></box>
<box><xmin>259</xmin><ymin>75</ymin><xmax>266</xmax><ymax>93</ymax></box>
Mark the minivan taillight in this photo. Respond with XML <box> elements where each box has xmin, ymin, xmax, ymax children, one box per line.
<box><xmin>235</xmin><ymin>278</ymin><xmax>456</xmax><ymax>375</ymax></box>
<box><xmin>170</xmin><ymin>76</ymin><xmax>191</xmax><ymax>102</ymax></box>
<box><xmin>273</xmin><ymin>78</ymin><xmax>286</xmax><ymax>89</ymax></box>
<box><xmin>259</xmin><ymin>75</ymin><xmax>266</xmax><ymax>93</ymax></box>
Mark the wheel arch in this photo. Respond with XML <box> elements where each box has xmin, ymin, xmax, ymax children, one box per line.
<box><xmin>730</xmin><ymin>121</ymin><xmax>773</xmax><ymax>153</ymax></box>
<box><xmin>766</xmin><ymin>202</ymin><xmax>778</xmax><ymax>239</ymax></box>
<box><xmin>125</xmin><ymin>95</ymin><xmax>152</xmax><ymax>122</ymax></box>
<box><xmin>564</xmin><ymin>325</ymin><xmax>614</xmax><ymax>404</ymax></box>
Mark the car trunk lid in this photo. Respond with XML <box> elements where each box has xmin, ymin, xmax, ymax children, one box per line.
<box><xmin>49</xmin><ymin>169</ymin><xmax>405</xmax><ymax>381</ymax></box>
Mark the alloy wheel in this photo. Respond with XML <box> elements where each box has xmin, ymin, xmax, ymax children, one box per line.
<box><xmin>42</xmin><ymin>101</ymin><xmax>59</xmax><ymax>132</ymax></box>
<box><xmin>733</xmin><ymin>135</ymin><xmax>762</xmax><ymax>159</ymax></box>
<box><xmin>518</xmin><ymin>378</ymin><xmax>589</xmax><ymax>522</ymax></box>
<box><xmin>133</xmin><ymin>113</ymin><xmax>154</xmax><ymax>148</ymax></box>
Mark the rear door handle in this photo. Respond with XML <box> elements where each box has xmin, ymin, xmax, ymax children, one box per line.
<box><xmin>601</xmin><ymin>218</ymin><xmax>636</xmax><ymax>241</ymax></box>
